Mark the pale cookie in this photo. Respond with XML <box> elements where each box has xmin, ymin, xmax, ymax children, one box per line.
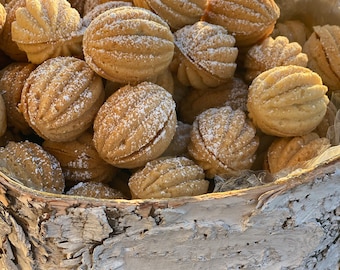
<box><xmin>265</xmin><ymin>132</ymin><xmax>331</xmax><ymax>174</ymax></box>
<box><xmin>247</xmin><ymin>65</ymin><xmax>329</xmax><ymax>137</ymax></box>
<box><xmin>244</xmin><ymin>36</ymin><xmax>308</xmax><ymax>82</ymax></box>
<box><xmin>0</xmin><ymin>140</ymin><xmax>65</xmax><ymax>193</ymax></box>
<box><xmin>43</xmin><ymin>131</ymin><xmax>118</xmax><ymax>185</ymax></box>
<box><xmin>83</xmin><ymin>6</ymin><xmax>174</xmax><ymax>84</ymax></box>
<box><xmin>0</xmin><ymin>62</ymin><xmax>36</xmax><ymax>135</ymax></box>
<box><xmin>133</xmin><ymin>0</ymin><xmax>206</xmax><ymax>30</ymax></box>
<box><xmin>11</xmin><ymin>0</ymin><xmax>84</xmax><ymax>64</ymax></box>
<box><xmin>202</xmin><ymin>0</ymin><xmax>280</xmax><ymax>47</ymax></box>
<box><xmin>20</xmin><ymin>56</ymin><xmax>105</xmax><ymax>142</ymax></box>
<box><xmin>93</xmin><ymin>81</ymin><xmax>177</xmax><ymax>169</ymax></box>
<box><xmin>128</xmin><ymin>156</ymin><xmax>209</xmax><ymax>199</ymax></box>
<box><xmin>303</xmin><ymin>24</ymin><xmax>340</xmax><ymax>92</ymax></box>
<box><xmin>188</xmin><ymin>106</ymin><xmax>259</xmax><ymax>178</ymax></box>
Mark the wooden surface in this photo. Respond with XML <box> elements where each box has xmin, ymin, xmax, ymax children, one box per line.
<box><xmin>0</xmin><ymin>159</ymin><xmax>339</xmax><ymax>269</ymax></box>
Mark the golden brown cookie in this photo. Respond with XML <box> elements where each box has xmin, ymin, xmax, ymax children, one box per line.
<box><xmin>19</xmin><ymin>56</ymin><xmax>105</xmax><ymax>142</ymax></box>
<box><xmin>0</xmin><ymin>2</ymin><xmax>6</xmax><ymax>35</ymax></box>
<box><xmin>303</xmin><ymin>24</ymin><xmax>340</xmax><ymax>92</ymax></box>
<box><xmin>0</xmin><ymin>93</ymin><xmax>6</xmax><ymax>137</ymax></box>
<box><xmin>66</xmin><ymin>181</ymin><xmax>126</xmax><ymax>199</ymax></box>
<box><xmin>247</xmin><ymin>65</ymin><xmax>329</xmax><ymax>137</ymax></box>
<box><xmin>0</xmin><ymin>140</ymin><xmax>65</xmax><ymax>193</ymax></box>
<box><xmin>93</xmin><ymin>81</ymin><xmax>177</xmax><ymax>169</ymax></box>
<box><xmin>128</xmin><ymin>156</ymin><xmax>209</xmax><ymax>199</ymax></box>
<box><xmin>188</xmin><ymin>106</ymin><xmax>259</xmax><ymax>178</ymax></box>
<box><xmin>11</xmin><ymin>0</ymin><xmax>85</xmax><ymax>64</ymax></box>
<box><xmin>272</xmin><ymin>20</ymin><xmax>311</xmax><ymax>47</ymax></box>
<box><xmin>265</xmin><ymin>132</ymin><xmax>331</xmax><ymax>174</ymax></box>
<box><xmin>0</xmin><ymin>62</ymin><xmax>36</xmax><ymax>135</ymax></box>
<box><xmin>133</xmin><ymin>0</ymin><xmax>206</xmax><ymax>30</ymax></box>
<box><xmin>244</xmin><ymin>36</ymin><xmax>308</xmax><ymax>82</ymax></box>
<box><xmin>202</xmin><ymin>0</ymin><xmax>280</xmax><ymax>47</ymax></box>
<box><xmin>172</xmin><ymin>21</ymin><xmax>238</xmax><ymax>89</ymax></box>
<box><xmin>43</xmin><ymin>131</ymin><xmax>118</xmax><ymax>184</ymax></box>
<box><xmin>83</xmin><ymin>6</ymin><xmax>174</xmax><ymax>84</ymax></box>
<box><xmin>179</xmin><ymin>77</ymin><xmax>248</xmax><ymax>124</ymax></box>
<box><xmin>0</xmin><ymin>0</ymin><xmax>27</xmax><ymax>61</ymax></box>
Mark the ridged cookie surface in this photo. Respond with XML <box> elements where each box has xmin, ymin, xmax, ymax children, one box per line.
<box><xmin>247</xmin><ymin>65</ymin><xmax>329</xmax><ymax>137</ymax></box>
<box><xmin>20</xmin><ymin>56</ymin><xmax>105</xmax><ymax>142</ymax></box>
<box><xmin>11</xmin><ymin>0</ymin><xmax>84</xmax><ymax>63</ymax></box>
<box><xmin>188</xmin><ymin>106</ymin><xmax>259</xmax><ymax>178</ymax></box>
<box><xmin>128</xmin><ymin>156</ymin><xmax>209</xmax><ymax>199</ymax></box>
<box><xmin>173</xmin><ymin>21</ymin><xmax>238</xmax><ymax>89</ymax></box>
<box><xmin>83</xmin><ymin>6</ymin><xmax>174</xmax><ymax>84</ymax></box>
<box><xmin>93</xmin><ymin>81</ymin><xmax>177</xmax><ymax>168</ymax></box>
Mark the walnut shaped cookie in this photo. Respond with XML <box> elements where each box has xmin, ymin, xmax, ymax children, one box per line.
<box><xmin>11</xmin><ymin>0</ymin><xmax>84</xmax><ymax>64</ymax></box>
<box><xmin>188</xmin><ymin>105</ymin><xmax>259</xmax><ymax>178</ymax></box>
<box><xmin>247</xmin><ymin>65</ymin><xmax>329</xmax><ymax>137</ymax></box>
<box><xmin>83</xmin><ymin>6</ymin><xmax>174</xmax><ymax>84</ymax></box>
<box><xmin>172</xmin><ymin>21</ymin><xmax>238</xmax><ymax>89</ymax></box>
<box><xmin>93</xmin><ymin>81</ymin><xmax>177</xmax><ymax>169</ymax></box>
<box><xmin>19</xmin><ymin>56</ymin><xmax>105</xmax><ymax>142</ymax></box>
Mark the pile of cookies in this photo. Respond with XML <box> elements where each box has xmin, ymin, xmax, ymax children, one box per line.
<box><xmin>0</xmin><ymin>0</ymin><xmax>338</xmax><ymax>199</ymax></box>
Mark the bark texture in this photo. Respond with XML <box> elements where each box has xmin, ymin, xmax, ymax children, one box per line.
<box><xmin>0</xmin><ymin>161</ymin><xmax>339</xmax><ymax>270</ymax></box>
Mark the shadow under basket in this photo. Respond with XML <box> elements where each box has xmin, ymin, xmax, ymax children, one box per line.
<box><xmin>0</xmin><ymin>147</ymin><xmax>339</xmax><ymax>270</ymax></box>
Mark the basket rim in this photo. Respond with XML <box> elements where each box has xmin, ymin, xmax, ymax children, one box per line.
<box><xmin>1</xmin><ymin>146</ymin><xmax>339</xmax><ymax>209</ymax></box>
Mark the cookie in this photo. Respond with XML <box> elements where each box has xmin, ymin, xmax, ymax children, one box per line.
<box><xmin>83</xmin><ymin>6</ymin><xmax>174</xmax><ymax>84</ymax></box>
<box><xmin>19</xmin><ymin>56</ymin><xmax>105</xmax><ymax>142</ymax></box>
<box><xmin>43</xmin><ymin>131</ymin><xmax>118</xmax><ymax>184</ymax></box>
<box><xmin>0</xmin><ymin>62</ymin><xmax>36</xmax><ymax>135</ymax></box>
<box><xmin>303</xmin><ymin>24</ymin><xmax>340</xmax><ymax>92</ymax></box>
<box><xmin>128</xmin><ymin>156</ymin><xmax>209</xmax><ymax>199</ymax></box>
<box><xmin>244</xmin><ymin>36</ymin><xmax>308</xmax><ymax>82</ymax></box>
<box><xmin>272</xmin><ymin>20</ymin><xmax>311</xmax><ymax>47</ymax></box>
<box><xmin>172</xmin><ymin>21</ymin><xmax>238</xmax><ymax>89</ymax></box>
<box><xmin>93</xmin><ymin>81</ymin><xmax>177</xmax><ymax>168</ymax></box>
<box><xmin>66</xmin><ymin>181</ymin><xmax>126</xmax><ymax>199</ymax></box>
<box><xmin>265</xmin><ymin>132</ymin><xmax>331</xmax><ymax>174</ymax></box>
<box><xmin>179</xmin><ymin>77</ymin><xmax>248</xmax><ymax>124</ymax></box>
<box><xmin>0</xmin><ymin>93</ymin><xmax>6</xmax><ymax>137</ymax></box>
<box><xmin>0</xmin><ymin>140</ymin><xmax>65</xmax><ymax>193</ymax></box>
<box><xmin>247</xmin><ymin>65</ymin><xmax>329</xmax><ymax>137</ymax></box>
<box><xmin>11</xmin><ymin>0</ymin><xmax>84</xmax><ymax>64</ymax></box>
<box><xmin>133</xmin><ymin>0</ymin><xmax>206</xmax><ymax>30</ymax></box>
<box><xmin>202</xmin><ymin>0</ymin><xmax>280</xmax><ymax>47</ymax></box>
<box><xmin>188</xmin><ymin>106</ymin><xmax>259</xmax><ymax>178</ymax></box>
